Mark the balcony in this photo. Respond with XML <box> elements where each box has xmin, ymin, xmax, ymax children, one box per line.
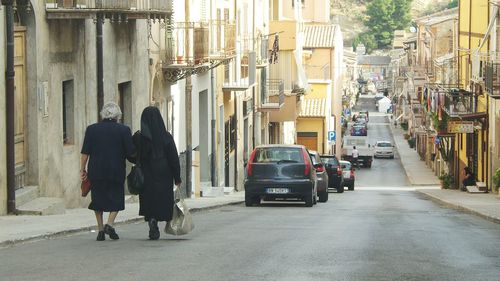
<box><xmin>222</xmin><ymin>51</ymin><xmax>257</xmax><ymax>91</ymax></box>
<box><xmin>258</xmin><ymin>80</ymin><xmax>285</xmax><ymax>112</ymax></box>
<box><xmin>45</xmin><ymin>0</ymin><xmax>172</xmax><ymax>20</ymax></box>
<box><xmin>163</xmin><ymin>22</ymin><xmax>211</xmax><ymax>82</ymax></box>
<box><xmin>442</xmin><ymin>89</ymin><xmax>474</xmax><ymax>118</ymax></box>
<box><xmin>256</xmin><ymin>35</ymin><xmax>269</xmax><ymax>68</ymax></box>
<box><xmin>209</xmin><ymin>20</ymin><xmax>236</xmax><ymax>60</ymax></box>
<box><xmin>485</xmin><ymin>62</ymin><xmax>500</xmax><ymax>96</ymax></box>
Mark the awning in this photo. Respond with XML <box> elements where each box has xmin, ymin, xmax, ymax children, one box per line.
<box><xmin>299</xmin><ymin>98</ymin><xmax>326</xmax><ymax>118</ymax></box>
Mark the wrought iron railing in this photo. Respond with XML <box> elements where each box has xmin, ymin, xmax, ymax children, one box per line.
<box><xmin>443</xmin><ymin>89</ymin><xmax>474</xmax><ymax>117</ymax></box>
<box><xmin>209</xmin><ymin>20</ymin><xmax>236</xmax><ymax>59</ymax></box>
<box><xmin>45</xmin><ymin>0</ymin><xmax>172</xmax><ymax>11</ymax></box>
<box><xmin>485</xmin><ymin>62</ymin><xmax>500</xmax><ymax>95</ymax></box>
<box><xmin>259</xmin><ymin>79</ymin><xmax>284</xmax><ymax>110</ymax></box>
<box><xmin>165</xmin><ymin>22</ymin><xmax>210</xmax><ymax>66</ymax></box>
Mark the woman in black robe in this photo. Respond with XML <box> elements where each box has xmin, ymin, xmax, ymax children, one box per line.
<box><xmin>134</xmin><ymin>106</ymin><xmax>182</xmax><ymax>240</ymax></box>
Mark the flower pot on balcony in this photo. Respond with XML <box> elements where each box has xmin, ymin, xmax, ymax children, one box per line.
<box><xmin>176</xmin><ymin>55</ymin><xmax>183</xmax><ymax>64</ymax></box>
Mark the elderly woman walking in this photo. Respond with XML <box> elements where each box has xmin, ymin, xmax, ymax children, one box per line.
<box><xmin>80</xmin><ymin>102</ymin><xmax>135</xmax><ymax>241</ymax></box>
<box><xmin>133</xmin><ymin>106</ymin><xmax>181</xmax><ymax>240</ymax></box>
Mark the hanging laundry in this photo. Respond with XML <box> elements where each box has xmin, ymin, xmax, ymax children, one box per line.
<box><xmin>269</xmin><ymin>34</ymin><xmax>279</xmax><ymax>64</ymax></box>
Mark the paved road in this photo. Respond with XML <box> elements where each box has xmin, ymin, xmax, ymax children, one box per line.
<box><xmin>2</xmin><ymin>95</ymin><xmax>500</xmax><ymax>280</ymax></box>
<box><xmin>351</xmin><ymin>96</ymin><xmax>409</xmax><ymax>188</ymax></box>
<box><xmin>1</xmin><ymin>191</ymin><xmax>500</xmax><ymax>280</ymax></box>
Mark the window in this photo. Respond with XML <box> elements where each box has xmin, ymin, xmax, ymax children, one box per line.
<box><xmin>118</xmin><ymin>82</ymin><xmax>132</xmax><ymax>126</ymax></box>
<box><xmin>62</xmin><ymin>80</ymin><xmax>74</xmax><ymax>145</ymax></box>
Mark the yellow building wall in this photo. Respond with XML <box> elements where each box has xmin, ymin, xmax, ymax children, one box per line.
<box><xmin>307</xmin><ymin>83</ymin><xmax>328</xmax><ymax>99</ymax></box>
<box><xmin>458</xmin><ymin>0</ymin><xmax>489</xmax><ymax>86</ymax></box>
<box><xmin>296</xmin><ymin>118</ymin><xmax>326</xmax><ymax>153</ymax></box>
<box><xmin>305</xmin><ymin>49</ymin><xmax>332</xmax><ymax>80</ymax></box>
<box><xmin>269</xmin><ymin>20</ymin><xmax>296</xmax><ymax>50</ymax></box>
<box><xmin>457</xmin><ymin>0</ymin><xmax>489</xmax><ymax>185</ymax></box>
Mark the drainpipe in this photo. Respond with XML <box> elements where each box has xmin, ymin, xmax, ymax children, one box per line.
<box><xmin>185</xmin><ymin>0</ymin><xmax>192</xmax><ymax>197</ymax></box>
<box><xmin>211</xmin><ymin>69</ymin><xmax>217</xmax><ymax>187</ymax></box>
<box><xmin>96</xmin><ymin>15</ymin><xmax>104</xmax><ymax>120</ymax></box>
<box><xmin>3</xmin><ymin>0</ymin><xmax>16</xmax><ymax>214</ymax></box>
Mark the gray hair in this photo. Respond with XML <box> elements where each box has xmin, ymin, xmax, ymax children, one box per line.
<box><xmin>100</xmin><ymin>102</ymin><xmax>122</xmax><ymax>120</ymax></box>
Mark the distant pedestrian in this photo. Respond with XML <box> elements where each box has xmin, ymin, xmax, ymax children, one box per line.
<box><xmin>461</xmin><ymin>166</ymin><xmax>476</xmax><ymax>191</ymax></box>
<box><xmin>81</xmin><ymin>102</ymin><xmax>135</xmax><ymax>241</ymax></box>
<box><xmin>352</xmin><ymin>146</ymin><xmax>359</xmax><ymax>170</ymax></box>
<box><xmin>133</xmin><ymin>106</ymin><xmax>182</xmax><ymax>240</ymax></box>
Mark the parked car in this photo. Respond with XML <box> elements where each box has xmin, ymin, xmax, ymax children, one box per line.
<box><xmin>309</xmin><ymin>151</ymin><xmax>329</xmax><ymax>202</ymax></box>
<box><xmin>374</xmin><ymin>140</ymin><xmax>395</xmax><ymax>159</ymax></box>
<box><xmin>244</xmin><ymin>145</ymin><xmax>318</xmax><ymax>207</ymax></box>
<box><xmin>320</xmin><ymin>155</ymin><xmax>344</xmax><ymax>193</ymax></box>
<box><xmin>351</xmin><ymin>124</ymin><xmax>367</xmax><ymax>136</ymax></box>
<box><xmin>339</xmin><ymin>160</ymin><xmax>355</xmax><ymax>190</ymax></box>
<box><xmin>354</xmin><ymin>119</ymin><xmax>368</xmax><ymax>131</ymax></box>
<box><xmin>358</xmin><ymin>111</ymin><xmax>369</xmax><ymax>122</ymax></box>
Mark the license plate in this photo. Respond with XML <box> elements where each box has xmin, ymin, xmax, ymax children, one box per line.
<box><xmin>267</xmin><ymin>188</ymin><xmax>289</xmax><ymax>194</ymax></box>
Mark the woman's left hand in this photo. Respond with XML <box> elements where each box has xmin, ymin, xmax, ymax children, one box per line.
<box><xmin>80</xmin><ymin>170</ymin><xmax>87</xmax><ymax>181</ymax></box>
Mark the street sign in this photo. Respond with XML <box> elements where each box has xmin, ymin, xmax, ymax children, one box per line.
<box><xmin>447</xmin><ymin>121</ymin><xmax>474</xmax><ymax>134</ymax></box>
<box><xmin>328</xmin><ymin>131</ymin><xmax>336</xmax><ymax>142</ymax></box>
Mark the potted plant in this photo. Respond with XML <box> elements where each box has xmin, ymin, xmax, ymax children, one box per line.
<box><xmin>407</xmin><ymin>137</ymin><xmax>416</xmax><ymax>148</ymax></box>
<box><xmin>492</xmin><ymin>168</ymin><xmax>500</xmax><ymax>193</ymax></box>
<box><xmin>438</xmin><ymin>173</ymin><xmax>454</xmax><ymax>189</ymax></box>
<box><xmin>400</xmin><ymin>122</ymin><xmax>408</xmax><ymax>131</ymax></box>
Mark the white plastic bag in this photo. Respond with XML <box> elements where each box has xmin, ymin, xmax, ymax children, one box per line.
<box><xmin>165</xmin><ymin>186</ymin><xmax>194</xmax><ymax>235</ymax></box>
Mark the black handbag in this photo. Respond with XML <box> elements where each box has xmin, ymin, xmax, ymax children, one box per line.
<box><xmin>127</xmin><ymin>134</ymin><xmax>144</xmax><ymax>195</ymax></box>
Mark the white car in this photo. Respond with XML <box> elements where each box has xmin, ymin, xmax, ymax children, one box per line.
<box><xmin>374</xmin><ymin>141</ymin><xmax>395</xmax><ymax>159</ymax></box>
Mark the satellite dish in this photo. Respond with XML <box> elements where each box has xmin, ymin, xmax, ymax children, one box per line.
<box><xmin>409</xmin><ymin>26</ymin><xmax>417</xmax><ymax>33</ymax></box>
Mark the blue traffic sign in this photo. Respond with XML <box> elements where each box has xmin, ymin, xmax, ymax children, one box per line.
<box><xmin>328</xmin><ymin>131</ymin><xmax>336</xmax><ymax>142</ymax></box>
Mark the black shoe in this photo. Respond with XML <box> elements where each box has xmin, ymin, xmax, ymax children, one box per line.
<box><xmin>96</xmin><ymin>231</ymin><xmax>105</xmax><ymax>241</ymax></box>
<box><xmin>104</xmin><ymin>224</ymin><xmax>119</xmax><ymax>240</ymax></box>
<box><xmin>148</xmin><ymin>219</ymin><xmax>160</xmax><ymax>240</ymax></box>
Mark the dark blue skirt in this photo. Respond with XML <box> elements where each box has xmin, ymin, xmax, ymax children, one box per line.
<box><xmin>88</xmin><ymin>180</ymin><xmax>125</xmax><ymax>212</ymax></box>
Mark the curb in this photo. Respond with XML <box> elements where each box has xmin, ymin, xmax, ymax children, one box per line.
<box><xmin>0</xmin><ymin>200</ymin><xmax>244</xmax><ymax>248</ymax></box>
<box><xmin>416</xmin><ymin>190</ymin><xmax>500</xmax><ymax>224</ymax></box>
<box><xmin>388</xmin><ymin>121</ymin><xmax>415</xmax><ymax>185</ymax></box>
<box><xmin>388</xmin><ymin>122</ymin><xmax>440</xmax><ymax>187</ymax></box>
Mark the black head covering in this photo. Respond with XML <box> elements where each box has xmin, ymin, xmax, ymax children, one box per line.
<box><xmin>140</xmin><ymin>106</ymin><xmax>169</xmax><ymax>158</ymax></box>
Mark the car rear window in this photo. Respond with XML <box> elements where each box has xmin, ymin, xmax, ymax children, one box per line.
<box><xmin>377</xmin><ymin>142</ymin><xmax>392</xmax><ymax>147</ymax></box>
<box><xmin>309</xmin><ymin>153</ymin><xmax>320</xmax><ymax>165</ymax></box>
<box><xmin>254</xmin><ymin>147</ymin><xmax>304</xmax><ymax>163</ymax></box>
<box><xmin>340</xmin><ymin>162</ymin><xmax>351</xmax><ymax>170</ymax></box>
<box><xmin>345</xmin><ymin>139</ymin><xmax>366</xmax><ymax>146</ymax></box>
<box><xmin>321</xmin><ymin>156</ymin><xmax>339</xmax><ymax>165</ymax></box>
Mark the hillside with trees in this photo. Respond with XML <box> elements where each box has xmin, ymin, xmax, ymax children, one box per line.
<box><xmin>330</xmin><ymin>0</ymin><xmax>454</xmax><ymax>53</ymax></box>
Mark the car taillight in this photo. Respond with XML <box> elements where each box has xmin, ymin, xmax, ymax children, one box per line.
<box><xmin>350</xmin><ymin>169</ymin><xmax>355</xmax><ymax>178</ymax></box>
<box><xmin>337</xmin><ymin>166</ymin><xmax>342</xmax><ymax>176</ymax></box>
<box><xmin>247</xmin><ymin>149</ymin><xmax>257</xmax><ymax>176</ymax></box>
<box><xmin>302</xmin><ymin>149</ymin><xmax>311</xmax><ymax>176</ymax></box>
<box><xmin>316</xmin><ymin>165</ymin><xmax>325</xmax><ymax>173</ymax></box>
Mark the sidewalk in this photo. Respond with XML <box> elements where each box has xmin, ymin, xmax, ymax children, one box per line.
<box><xmin>390</xmin><ymin>122</ymin><xmax>440</xmax><ymax>186</ymax></box>
<box><xmin>389</xmin><ymin>119</ymin><xmax>500</xmax><ymax>224</ymax></box>
<box><xmin>0</xmin><ymin>192</ymin><xmax>244</xmax><ymax>247</ymax></box>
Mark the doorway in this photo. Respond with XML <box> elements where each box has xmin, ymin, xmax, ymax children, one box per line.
<box><xmin>118</xmin><ymin>81</ymin><xmax>132</xmax><ymax>127</ymax></box>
